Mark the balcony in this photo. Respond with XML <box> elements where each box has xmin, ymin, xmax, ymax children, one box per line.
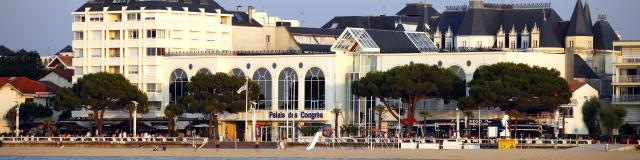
<box><xmin>613</xmin><ymin>95</ymin><xmax>640</xmax><ymax>104</ymax></box>
<box><xmin>614</xmin><ymin>75</ymin><xmax>640</xmax><ymax>84</ymax></box>
<box><xmin>614</xmin><ymin>56</ymin><xmax>640</xmax><ymax>65</ymax></box>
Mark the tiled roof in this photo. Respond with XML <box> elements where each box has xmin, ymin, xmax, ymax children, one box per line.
<box><xmin>47</xmin><ymin>55</ymin><xmax>73</xmax><ymax>68</ymax></box>
<box><xmin>0</xmin><ymin>77</ymin><xmax>51</xmax><ymax>94</ymax></box>
<box><xmin>568</xmin><ymin>82</ymin><xmax>587</xmax><ymax>92</ymax></box>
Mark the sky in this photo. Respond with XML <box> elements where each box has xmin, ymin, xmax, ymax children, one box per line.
<box><xmin>0</xmin><ymin>0</ymin><xmax>638</xmax><ymax>55</ymax></box>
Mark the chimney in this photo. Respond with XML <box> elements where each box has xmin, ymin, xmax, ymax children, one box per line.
<box><xmin>248</xmin><ymin>6</ymin><xmax>254</xmax><ymax>25</ymax></box>
<box><xmin>236</xmin><ymin>5</ymin><xmax>242</xmax><ymax>12</ymax></box>
<box><xmin>469</xmin><ymin>0</ymin><xmax>484</xmax><ymax>9</ymax></box>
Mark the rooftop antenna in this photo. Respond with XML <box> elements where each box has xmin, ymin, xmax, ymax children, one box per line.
<box><xmin>382</xmin><ymin>5</ymin><xmax>387</xmax><ymax>16</ymax></box>
<box><xmin>299</xmin><ymin>11</ymin><xmax>305</xmax><ymax>27</ymax></box>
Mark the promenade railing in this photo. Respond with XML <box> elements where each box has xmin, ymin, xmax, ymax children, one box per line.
<box><xmin>0</xmin><ymin>136</ymin><xmax>208</xmax><ymax>144</ymax></box>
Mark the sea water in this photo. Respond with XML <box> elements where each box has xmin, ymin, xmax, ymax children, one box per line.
<box><xmin>0</xmin><ymin>157</ymin><xmax>393</xmax><ymax>160</ymax></box>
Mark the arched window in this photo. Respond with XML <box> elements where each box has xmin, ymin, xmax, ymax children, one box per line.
<box><xmin>198</xmin><ymin>68</ymin><xmax>211</xmax><ymax>75</ymax></box>
<box><xmin>232</xmin><ymin>68</ymin><xmax>245</xmax><ymax>78</ymax></box>
<box><xmin>169</xmin><ymin>69</ymin><xmax>188</xmax><ymax>103</ymax></box>
<box><xmin>278</xmin><ymin>68</ymin><xmax>298</xmax><ymax>110</ymax></box>
<box><xmin>252</xmin><ymin>68</ymin><xmax>271</xmax><ymax>110</ymax></box>
<box><xmin>305</xmin><ymin>67</ymin><xmax>325</xmax><ymax>110</ymax></box>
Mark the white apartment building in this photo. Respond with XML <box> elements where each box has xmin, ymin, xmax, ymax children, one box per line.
<box><xmin>612</xmin><ymin>41</ymin><xmax>640</xmax><ymax>134</ymax></box>
<box><xmin>72</xmin><ymin>0</ymin><xmax>233</xmax><ymax>109</ymax></box>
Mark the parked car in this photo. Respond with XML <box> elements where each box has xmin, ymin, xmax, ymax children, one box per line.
<box><xmin>618</xmin><ymin>136</ymin><xmax>638</xmax><ymax>144</ymax></box>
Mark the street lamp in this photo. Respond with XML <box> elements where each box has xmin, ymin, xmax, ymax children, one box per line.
<box><xmin>250</xmin><ymin>101</ymin><xmax>257</xmax><ymax>142</ymax></box>
<box><xmin>456</xmin><ymin>107</ymin><xmax>460</xmax><ymax>140</ymax></box>
<box><xmin>15</xmin><ymin>101</ymin><xmax>20</xmax><ymax>137</ymax></box>
<box><xmin>131</xmin><ymin>101</ymin><xmax>139</xmax><ymax>137</ymax></box>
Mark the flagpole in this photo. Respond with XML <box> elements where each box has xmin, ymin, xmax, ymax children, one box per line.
<box><xmin>245</xmin><ymin>77</ymin><xmax>249</xmax><ymax>142</ymax></box>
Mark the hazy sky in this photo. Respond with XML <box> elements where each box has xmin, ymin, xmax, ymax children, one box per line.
<box><xmin>0</xmin><ymin>0</ymin><xmax>638</xmax><ymax>55</ymax></box>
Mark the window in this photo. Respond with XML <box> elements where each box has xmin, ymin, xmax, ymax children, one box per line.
<box><xmin>128</xmin><ymin>30</ymin><xmax>139</xmax><ymax>39</ymax></box>
<box><xmin>294</xmin><ymin>35</ymin><xmax>317</xmax><ymax>44</ymax></box>
<box><xmin>89</xmin><ymin>14</ymin><xmax>103</xmax><ymax>22</ymax></box>
<box><xmin>278</xmin><ymin>68</ymin><xmax>298</xmax><ymax>110</ymax></box>
<box><xmin>232</xmin><ymin>68</ymin><xmax>245</xmax><ymax>78</ymax></box>
<box><xmin>190</xmin><ymin>31</ymin><xmax>199</xmax><ymax>40</ymax></box>
<box><xmin>91</xmin><ymin>66</ymin><xmax>102</xmax><ymax>73</ymax></box>
<box><xmin>169</xmin><ymin>69</ymin><xmax>188</xmax><ymax>103</ymax></box>
<box><xmin>127</xmin><ymin>13</ymin><xmax>140</xmax><ymax>21</ymax></box>
<box><xmin>127</xmin><ymin>47</ymin><xmax>139</xmax><ymax>57</ymax></box>
<box><xmin>74</xmin><ymin>48</ymin><xmax>84</xmax><ymax>58</ymax></box>
<box><xmin>74</xmin><ymin>67</ymin><xmax>83</xmax><ymax>75</ymax></box>
<box><xmin>144</xmin><ymin>66</ymin><xmax>159</xmax><ymax>76</ymax></box>
<box><xmin>146</xmin><ymin>48</ymin><xmax>166</xmax><ymax>56</ymax></box>
<box><xmin>563</xmin><ymin>107</ymin><xmax>574</xmax><ymax>118</ymax></box>
<box><xmin>74</xmin><ymin>15</ymin><xmax>85</xmax><ymax>22</ymax></box>
<box><xmin>145</xmin><ymin>16</ymin><xmax>156</xmax><ymax>20</ymax></box>
<box><xmin>304</xmin><ymin>67</ymin><xmax>325</xmax><ymax>110</ymax></box>
<box><xmin>108</xmin><ymin>30</ymin><xmax>120</xmax><ymax>40</ymax></box>
<box><xmin>146</xmin><ymin>83</ymin><xmax>161</xmax><ymax>93</ymax></box>
<box><xmin>206</xmin><ymin>32</ymin><xmax>215</xmax><ymax>42</ymax></box>
<box><xmin>90</xmin><ymin>30</ymin><xmax>102</xmax><ymax>40</ymax></box>
<box><xmin>253</xmin><ymin>68</ymin><xmax>272</xmax><ymax>110</ymax></box>
<box><xmin>198</xmin><ymin>68</ymin><xmax>211</xmax><ymax>74</ymax></box>
<box><xmin>90</xmin><ymin>48</ymin><xmax>102</xmax><ymax>58</ymax></box>
<box><xmin>74</xmin><ymin>31</ymin><xmax>84</xmax><ymax>40</ymax></box>
<box><xmin>128</xmin><ymin>65</ymin><xmax>139</xmax><ymax>75</ymax></box>
<box><xmin>146</xmin><ymin>29</ymin><xmax>165</xmax><ymax>39</ymax></box>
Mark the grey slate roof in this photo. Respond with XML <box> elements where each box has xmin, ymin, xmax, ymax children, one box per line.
<box><xmin>573</xmin><ymin>54</ymin><xmax>598</xmax><ymax>79</ymax></box>
<box><xmin>567</xmin><ymin>0</ymin><xmax>593</xmax><ymax>36</ymax></box>
<box><xmin>286</xmin><ymin>27</ymin><xmax>343</xmax><ymax>53</ymax></box>
<box><xmin>593</xmin><ymin>20</ymin><xmax>620</xmax><ymax>50</ymax></box>
<box><xmin>55</xmin><ymin>45</ymin><xmax>73</xmax><ymax>55</ymax></box>
<box><xmin>286</xmin><ymin>27</ymin><xmax>343</xmax><ymax>37</ymax></box>
<box><xmin>396</xmin><ymin>3</ymin><xmax>440</xmax><ymax>17</ymax></box>
<box><xmin>225</xmin><ymin>11</ymin><xmax>262</xmax><ymax>27</ymax></box>
<box><xmin>75</xmin><ymin>0</ymin><xmax>225</xmax><ymax>13</ymax></box>
<box><xmin>365</xmin><ymin>29</ymin><xmax>420</xmax><ymax>53</ymax></box>
<box><xmin>321</xmin><ymin>16</ymin><xmax>421</xmax><ymax>30</ymax></box>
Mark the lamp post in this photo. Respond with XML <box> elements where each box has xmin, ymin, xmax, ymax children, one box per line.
<box><xmin>15</xmin><ymin>101</ymin><xmax>20</xmax><ymax>137</ymax></box>
<box><xmin>251</xmin><ymin>101</ymin><xmax>257</xmax><ymax>142</ymax></box>
<box><xmin>456</xmin><ymin>107</ymin><xmax>460</xmax><ymax>140</ymax></box>
<box><xmin>131</xmin><ymin>101</ymin><xmax>139</xmax><ymax>137</ymax></box>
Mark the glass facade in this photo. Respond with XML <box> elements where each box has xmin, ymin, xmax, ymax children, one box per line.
<box><xmin>169</xmin><ymin>69</ymin><xmax>188</xmax><ymax>103</ymax></box>
<box><xmin>278</xmin><ymin>68</ymin><xmax>298</xmax><ymax>110</ymax></box>
<box><xmin>252</xmin><ymin>68</ymin><xmax>272</xmax><ymax>110</ymax></box>
<box><xmin>304</xmin><ymin>67</ymin><xmax>325</xmax><ymax>110</ymax></box>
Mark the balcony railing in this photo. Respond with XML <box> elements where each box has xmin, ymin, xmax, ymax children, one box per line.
<box><xmin>614</xmin><ymin>75</ymin><xmax>640</xmax><ymax>83</ymax></box>
<box><xmin>617</xmin><ymin>57</ymin><xmax>640</xmax><ymax>64</ymax></box>
<box><xmin>613</xmin><ymin>95</ymin><xmax>640</xmax><ymax>103</ymax></box>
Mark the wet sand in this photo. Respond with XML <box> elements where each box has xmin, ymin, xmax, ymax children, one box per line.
<box><xmin>0</xmin><ymin>147</ymin><xmax>638</xmax><ymax>159</ymax></box>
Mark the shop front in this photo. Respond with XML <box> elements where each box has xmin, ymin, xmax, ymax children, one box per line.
<box><xmin>218</xmin><ymin>110</ymin><xmax>333</xmax><ymax>142</ymax></box>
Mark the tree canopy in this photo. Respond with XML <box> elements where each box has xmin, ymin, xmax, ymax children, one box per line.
<box><xmin>52</xmin><ymin>72</ymin><xmax>148</xmax><ymax>132</ymax></box>
<box><xmin>582</xmin><ymin>97</ymin><xmax>601</xmax><ymax>134</ymax></box>
<box><xmin>599</xmin><ymin>106</ymin><xmax>627</xmax><ymax>136</ymax></box>
<box><xmin>0</xmin><ymin>45</ymin><xmax>47</xmax><ymax>79</ymax></box>
<box><xmin>4</xmin><ymin>102</ymin><xmax>53</xmax><ymax>125</ymax></box>
<box><xmin>468</xmin><ymin>62</ymin><xmax>571</xmax><ymax>113</ymax></box>
<box><xmin>181</xmin><ymin>72</ymin><xmax>259</xmax><ymax>138</ymax></box>
<box><xmin>351</xmin><ymin>64</ymin><xmax>464</xmax><ymax>135</ymax></box>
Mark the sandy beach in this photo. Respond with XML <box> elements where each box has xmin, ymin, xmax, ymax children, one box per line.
<box><xmin>0</xmin><ymin>147</ymin><xmax>638</xmax><ymax>160</ymax></box>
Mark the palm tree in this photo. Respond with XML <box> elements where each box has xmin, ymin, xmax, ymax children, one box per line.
<box><xmin>164</xmin><ymin>104</ymin><xmax>184</xmax><ymax>137</ymax></box>
<box><xmin>419</xmin><ymin>111</ymin><xmax>431</xmax><ymax>137</ymax></box>
<box><xmin>331</xmin><ymin>108</ymin><xmax>342</xmax><ymax>138</ymax></box>
<box><xmin>42</xmin><ymin>117</ymin><xmax>56</xmax><ymax>137</ymax></box>
<box><xmin>374</xmin><ymin>105</ymin><xmax>387</xmax><ymax>137</ymax></box>
<box><xmin>463</xmin><ymin>111</ymin><xmax>474</xmax><ymax>138</ymax></box>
